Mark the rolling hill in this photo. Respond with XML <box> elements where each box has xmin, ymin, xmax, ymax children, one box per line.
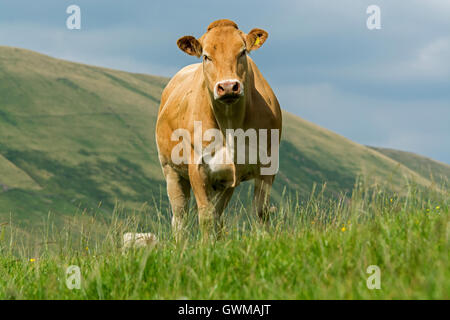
<box><xmin>369</xmin><ymin>146</ymin><xmax>450</xmax><ymax>185</ymax></box>
<box><xmin>0</xmin><ymin>46</ymin><xmax>448</xmax><ymax>230</ymax></box>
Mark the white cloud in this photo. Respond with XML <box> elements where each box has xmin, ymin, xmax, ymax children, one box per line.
<box><xmin>413</xmin><ymin>38</ymin><xmax>450</xmax><ymax>78</ymax></box>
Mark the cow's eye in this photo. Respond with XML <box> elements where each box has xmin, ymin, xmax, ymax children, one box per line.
<box><xmin>203</xmin><ymin>55</ymin><xmax>211</xmax><ymax>62</ymax></box>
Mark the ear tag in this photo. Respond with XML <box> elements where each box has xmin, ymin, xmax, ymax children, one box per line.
<box><xmin>254</xmin><ymin>36</ymin><xmax>261</xmax><ymax>46</ymax></box>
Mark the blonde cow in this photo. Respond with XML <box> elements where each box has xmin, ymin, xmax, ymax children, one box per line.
<box><xmin>156</xmin><ymin>19</ymin><xmax>282</xmax><ymax>240</ymax></box>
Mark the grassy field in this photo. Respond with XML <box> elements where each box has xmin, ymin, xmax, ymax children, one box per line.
<box><xmin>1</xmin><ymin>182</ymin><xmax>448</xmax><ymax>300</ymax></box>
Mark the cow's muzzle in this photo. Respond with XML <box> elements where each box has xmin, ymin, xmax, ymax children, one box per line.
<box><xmin>214</xmin><ymin>79</ymin><xmax>243</xmax><ymax>104</ymax></box>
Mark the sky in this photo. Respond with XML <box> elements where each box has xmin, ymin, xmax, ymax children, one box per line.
<box><xmin>0</xmin><ymin>0</ymin><xmax>449</xmax><ymax>164</ymax></box>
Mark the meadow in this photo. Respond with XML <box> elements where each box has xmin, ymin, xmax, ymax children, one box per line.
<box><xmin>0</xmin><ymin>181</ymin><xmax>448</xmax><ymax>300</ymax></box>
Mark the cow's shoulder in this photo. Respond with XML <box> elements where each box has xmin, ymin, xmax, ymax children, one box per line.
<box><xmin>173</xmin><ymin>63</ymin><xmax>201</xmax><ymax>83</ymax></box>
<box><xmin>247</xmin><ymin>57</ymin><xmax>272</xmax><ymax>98</ymax></box>
<box><xmin>159</xmin><ymin>63</ymin><xmax>202</xmax><ymax>114</ymax></box>
<box><xmin>246</xmin><ymin>57</ymin><xmax>282</xmax><ymax>130</ymax></box>
<box><xmin>156</xmin><ymin>63</ymin><xmax>211</xmax><ymax>147</ymax></box>
<box><xmin>165</xmin><ymin>63</ymin><xmax>201</xmax><ymax>96</ymax></box>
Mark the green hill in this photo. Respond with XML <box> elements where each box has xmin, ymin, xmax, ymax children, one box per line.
<box><xmin>0</xmin><ymin>46</ymin><xmax>447</xmax><ymax>229</ymax></box>
<box><xmin>369</xmin><ymin>146</ymin><xmax>450</xmax><ymax>185</ymax></box>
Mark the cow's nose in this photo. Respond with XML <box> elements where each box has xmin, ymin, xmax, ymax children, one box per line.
<box><xmin>215</xmin><ymin>80</ymin><xmax>242</xmax><ymax>98</ymax></box>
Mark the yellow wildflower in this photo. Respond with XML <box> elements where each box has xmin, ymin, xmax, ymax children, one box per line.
<box><xmin>30</xmin><ymin>258</ymin><xmax>36</xmax><ymax>262</ymax></box>
<box><xmin>341</xmin><ymin>227</ymin><xmax>346</xmax><ymax>232</ymax></box>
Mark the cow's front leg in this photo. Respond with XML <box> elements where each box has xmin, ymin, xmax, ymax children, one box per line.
<box><xmin>198</xmin><ymin>188</ymin><xmax>234</xmax><ymax>241</ymax></box>
<box><xmin>253</xmin><ymin>175</ymin><xmax>275</xmax><ymax>222</ymax></box>
<box><xmin>189</xmin><ymin>164</ymin><xmax>234</xmax><ymax>240</ymax></box>
<box><xmin>162</xmin><ymin>164</ymin><xmax>191</xmax><ymax>242</ymax></box>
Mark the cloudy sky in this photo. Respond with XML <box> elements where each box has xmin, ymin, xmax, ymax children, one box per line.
<box><xmin>1</xmin><ymin>0</ymin><xmax>449</xmax><ymax>163</ymax></box>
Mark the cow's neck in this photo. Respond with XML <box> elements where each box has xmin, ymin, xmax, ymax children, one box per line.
<box><xmin>210</xmin><ymin>97</ymin><xmax>247</xmax><ymax>133</ymax></box>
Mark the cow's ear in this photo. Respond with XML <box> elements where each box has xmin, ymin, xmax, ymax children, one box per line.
<box><xmin>246</xmin><ymin>28</ymin><xmax>268</xmax><ymax>51</ymax></box>
<box><xmin>177</xmin><ymin>36</ymin><xmax>202</xmax><ymax>57</ymax></box>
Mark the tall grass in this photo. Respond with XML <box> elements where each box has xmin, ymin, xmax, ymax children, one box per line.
<box><xmin>0</xmin><ymin>180</ymin><xmax>448</xmax><ymax>299</ymax></box>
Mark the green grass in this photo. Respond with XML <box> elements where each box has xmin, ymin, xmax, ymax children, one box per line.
<box><xmin>1</xmin><ymin>182</ymin><xmax>448</xmax><ymax>300</ymax></box>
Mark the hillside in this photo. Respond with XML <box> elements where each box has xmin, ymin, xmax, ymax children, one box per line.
<box><xmin>0</xmin><ymin>46</ymin><xmax>447</xmax><ymax>229</ymax></box>
<box><xmin>369</xmin><ymin>147</ymin><xmax>450</xmax><ymax>185</ymax></box>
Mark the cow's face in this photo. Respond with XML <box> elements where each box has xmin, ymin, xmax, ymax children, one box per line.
<box><xmin>177</xmin><ymin>20</ymin><xmax>268</xmax><ymax>105</ymax></box>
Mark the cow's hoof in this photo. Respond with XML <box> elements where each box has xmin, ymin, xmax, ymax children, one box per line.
<box><xmin>122</xmin><ymin>232</ymin><xmax>158</xmax><ymax>250</ymax></box>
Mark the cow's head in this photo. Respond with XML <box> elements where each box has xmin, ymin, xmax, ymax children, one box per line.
<box><xmin>177</xmin><ymin>19</ymin><xmax>268</xmax><ymax>105</ymax></box>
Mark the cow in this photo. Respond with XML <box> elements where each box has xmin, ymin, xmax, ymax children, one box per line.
<box><xmin>156</xmin><ymin>19</ymin><xmax>282</xmax><ymax>240</ymax></box>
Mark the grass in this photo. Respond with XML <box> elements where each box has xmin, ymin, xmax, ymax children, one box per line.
<box><xmin>0</xmin><ymin>181</ymin><xmax>448</xmax><ymax>300</ymax></box>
